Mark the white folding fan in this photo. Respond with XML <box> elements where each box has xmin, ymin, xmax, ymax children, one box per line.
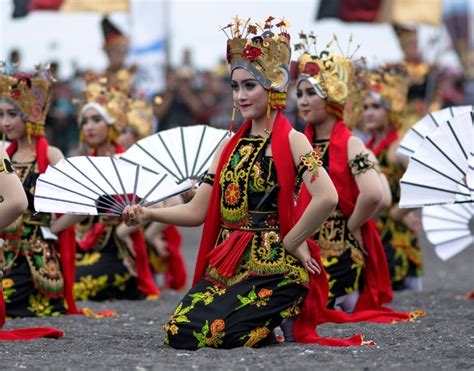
<box><xmin>34</xmin><ymin>156</ymin><xmax>192</xmax><ymax>216</ymax></box>
<box><xmin>397</xmin><ymin>105</ymin><xmax>473</xmax><ymax>158</ymax></box>
<box><xmin>119</xmin><ymin>125</ymin><xmax>230</xmax><ymax>184</ymax></box>
<box><xmin>399</xmin><ymin>111</ymin><xmax>474</xmax><ymax>208</ymax></box>
<box><xmin>422</xmin><ymin>203</ymin><xmax>474</xmax><ymax>260</ymax></box>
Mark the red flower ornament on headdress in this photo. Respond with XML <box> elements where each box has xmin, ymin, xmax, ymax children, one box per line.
<box><xmin>241</xmin><ymin>45</ymin><xmax>262</xmax><ymax>62</ymax></box>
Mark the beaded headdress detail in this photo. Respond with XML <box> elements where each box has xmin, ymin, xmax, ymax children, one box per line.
<box><xmin>223</xmin><ymin>16</ymin><xmax>291</xmax><ymax>109</ymax></box>
<box><xmin>368</xmin><ymin>65</ymin><xmax>409</xmax><ymax>113</ymax></box>
<box><xmin>0</xmin><ymin>63</ymin><xmax>54</xmax><ymax>137</ymax></box>
<box><xmin>295</xmin><ymin>32</ymin><xmax>361</xmax><ymax>118</ymax></box>
<box><xmin>126</xmin><ymin>98</ymin><xmax>153</xmax><ymax>140</ymax></box>
<box><xmin>79</xmin><ymin>74</ymin><xmax>130</xmax><ymax>134</ymax></box>
<box><xmin>366</xmin><ymin>64</ymin><xmax>409</xmax><ymax>128</ymax></box>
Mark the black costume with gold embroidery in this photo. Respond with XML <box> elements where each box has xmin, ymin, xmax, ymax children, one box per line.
<box><xmin>164</xmin><ymin>135</ymin><xmax>308</xmax><ymax>349</ymax></box>
<box><xmin>307</xmin><ymin>139</ymin><xmax>365</xmax><ymax>308</ymax></box>
<box><xmin>73</xmin><ymin>216</ymin><xmax>142</xmax><ymax>301</ymax></box>
<box><xmin>0</xmin><ymin>159</ymin><xmax>66</xmax><ymax>317</ymax></box>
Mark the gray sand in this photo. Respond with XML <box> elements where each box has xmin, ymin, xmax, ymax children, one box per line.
<box><xmin>1</xmin><ymin>227</ymin><xmax>473</xmax><ymax>370</ymax></box>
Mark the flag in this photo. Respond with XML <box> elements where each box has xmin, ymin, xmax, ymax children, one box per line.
<box><xmin>127</xmin><ymin>0</ymin><xmax>168</xmax><ymax>97</ymax></box>
<box><xmin>316</xmin><ymin>0</ymin><xmax>443</xmax><ymax>26</ymax></box>
<box><xmin>12</xmin><ymin>0</ymin><xmax>129</xmax><ymax>18</ymax></box>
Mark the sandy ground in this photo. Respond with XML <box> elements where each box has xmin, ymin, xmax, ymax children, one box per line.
<box><xmin>1</xmin><ymin>227</ymin><xmax>473</xmax><ymax>370</ymax></box>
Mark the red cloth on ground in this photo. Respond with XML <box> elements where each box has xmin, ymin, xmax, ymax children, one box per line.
<box><xmin>295</xmin><ymin>121</ymin><xmax>413</xmax><ymax>324</ymax></box>
<box><xmin>193</xmin><ymin>112</ymin><xmax>365</xmax><ymax>346</ymax></box>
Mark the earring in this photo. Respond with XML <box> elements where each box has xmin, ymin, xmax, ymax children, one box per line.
<box><xmin>264</xmin><ymin>103</ymin><xmax>271</xmax><ymax>135</ymax></box>
<box><xmin>229</xmin><ymin>105</ymin><xmax>236</xmax><ymax>133</ymax></box>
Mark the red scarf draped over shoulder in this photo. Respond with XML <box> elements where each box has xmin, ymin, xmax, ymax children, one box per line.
<box><xmin>1</xmin><ymin>137</ymin><xmax>64</xmax><ymax>340</ymax></box>
<box><xmin>89</xmin><ymin>145</ymin><xmax>159</xmax><ymax>297</ymax></box>
<box><xmin>366</xmin><ymin>128</ymin><xmax>398</xmax><ymax>157</ymax></box>
<box><xmin>296</xmin><ymin>120</ymin><xmax>413</xmax><ymax>324</ymax></box>
<box><xmin>193</xmin><ymin>112</ymin><xmax>365</xmax><ymax>346</ymax></box>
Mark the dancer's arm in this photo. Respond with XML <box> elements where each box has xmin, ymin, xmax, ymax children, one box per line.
<box><xmin>346</xmin><ymin>137</ymin><xmax>383</xmax><ymax>249</ymax></box>
<box><xmin>369</xmin><ymin>148</ymin><xmax>392</xmax><ymax>216</ymax></box>
<box><xmin>282</xmin><ymin>130</ymin><xmax>338</xmax><ymax>273</ymax></box>
<box><xmin>0</xmin><ymin>148</ymin><xmax>27</xmax><ymax>230</ymax></box>
<box><xmin>123</xmin><ymin>138</ymin><xmax>230</xmax><ymax>227</ymax></box>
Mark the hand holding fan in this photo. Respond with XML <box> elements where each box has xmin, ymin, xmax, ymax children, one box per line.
<box><xmin>34</xmin><ymin>156</ymin><xmax>191</xmax><ymax>216</ymax></box>
<box><xmin>119</xmin><ymin>125</ymin><xmax>230</xmax><ymax>184</ymax></box>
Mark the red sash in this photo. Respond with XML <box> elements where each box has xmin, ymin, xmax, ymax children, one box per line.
<box><xmin>366</xmin><ymin>128</ymin><xmax>398</xmax><ymax>156</ymax></box>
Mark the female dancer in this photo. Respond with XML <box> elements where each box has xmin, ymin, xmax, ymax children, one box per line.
<box><xmin>119</xmin><ymin>98</ymin><xmax>187</xmax><ymax>291</ymax></box>
<box><xmin>0</xmin><ymin>145</ymin><xmax>63</xmax><ymax>340</ymax></box>
<box><xmin>288</xmin><ymin>37</ymin><xmax>424</xmax><ymax>336</ymax></box>
<box><xmin>362</xmin><ymin>66</ymin><xmax>423</xmax><ymax>291</ymax></box>
<box><xmin>0</xmin><ymin>67</ymin><xmax>78</xmax><ymax>317</ymax></box>
<box><xmin>124</xmin><ymin>17</ymin><xmax>375</xmax><ymax>349</ymax></box>
<box><xmin>68</xmin><ymin>78</ymin><xmax>158</xmax><ymax>301</ymax></box>
<box><xmin>293</xmin><ymin>35</ymin><xmax>397</xmax><ymax>314</ymax></box>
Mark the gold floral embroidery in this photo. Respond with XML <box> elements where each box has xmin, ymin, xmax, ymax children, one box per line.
<box><xmin>27</xmin><ymin>293</ymin><xmax>61</xmax><ymax>317</ymax></box>
<box><xmin>193</xmin><ymin>319</ymin><xmax>226</xmax><ymax>348</ymax></box>
<box><xmin>240</xmin><ymin>319</ymin><xmax>271</xmax><ymax>347</ymax></box>
<box><xmin>2</xmin><ymin>278</ymin><xmax>16</xmax><ymax>303</ymax></box>
<box><xmin>236</xmin><ymin>286</ymin><xmax>272</xmax><ymax>310</ymax></box>
<box><xmin>73</xmin><ymin>274</ymin><xmax>108</xmax><ymax>301</ymax></box>
<box><xmin>113</xmin><ymin>272</ymin><xmax>132</xmax><ymax>291</ymax></box>
<box><xmin>220</xmin><ymin>138</ymin><xmax>267</xmax><ymax>228</ymax></box>
<box><xmin>280</xmin><ymin>297</ymin><xmax>303</xmax><ymax>319</ymax></box>
<box><xmin>76</xmin><ymin>252</ymin><xmax>101</xmax><ymax>266</ymax></box>
<box><xmin>299</xmin><ymin>150</ymin><xmax>322</xmax><ymax>183</ymax></box>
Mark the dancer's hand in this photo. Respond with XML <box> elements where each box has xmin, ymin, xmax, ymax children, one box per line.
<box><xmin>349</xmin><ymin>227</ymin><xmax>368</xmax><ymax>256</ymax></box>
<box><xmin>402</xmin><ymin>211</ymin><xmax>423</xmax><ymax>235</ymax></box>
<box><xmin>123</xmin><ymin>205</ymin><xmax>150</xmax><ymax>226</ymax></box>
<box><xmin>292</xmin><ymin>242</ymin><xmax>321</xmax><ymax>275</ymax></box>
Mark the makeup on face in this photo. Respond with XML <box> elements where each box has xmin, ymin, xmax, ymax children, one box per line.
<box><xmin>296</xmin><ymin>80</ymin><xmax>328</xmax><ymax>124</ymax></box>
<box><xmin>0</xmin><ymin>102</ymin><xmax>25</xmax><ymax>140</ymax></box>
<box><xmin>362</xmin><ymin>96</ymin><xmax>389</xmax><ymax>131</ymax></box>
<box><xmin>81</xmin><ymin>108</ymin><xmax>109</xmax><ymax>147</ymax></box>
<box><xmin>230</xmin><ymin>68</ymin><xmax>268</xmax><ymax>121</ymax></box>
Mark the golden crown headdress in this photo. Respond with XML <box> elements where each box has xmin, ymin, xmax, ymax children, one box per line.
<box><xmin>367</xmin><ymin>64</ymin><xmax>409</xmax><ymax>114</ymax></box>
<box><xmin>0</xmin><ymin>63</ymin><xmax>54</xmax><ymax>137</ymax></box>
<box><xmin>223</xmin><ymin>16</ymin><xmax>291</xmax><ymax>109</ymax></box>
<box><xmin>295</xmin><ymin>32</ymin><xmax>361</xmax><ymax>118</ymax></box>
<box><xmin>343</xmin><ymin>62</ymin><xmax>369</xmax><ymax>129</ymax></box>
<box><xmin>126</xmin><ymin>98</ymin><xmax>153</xmax><ymax>140</ymax></box>
<box><xmin>79</xmin><ymin>74</ymin><xmax>130</xmax><ymax>134</ymax></box>
<box><xmin>365</xmin><ymin>64</ymin><xmax>409</xmax><ymax>128</ymax></box>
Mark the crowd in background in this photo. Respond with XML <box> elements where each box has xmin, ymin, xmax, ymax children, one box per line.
<box><xmin>3</xmin><ymin>27</ymin><xmax>468</xmax><ymax>157</ymax></box>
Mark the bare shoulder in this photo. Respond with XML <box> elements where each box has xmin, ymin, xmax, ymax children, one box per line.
<box><xmin>47</xmin><ymin>146</ymin><xmax>64</xmax><ymax>166</ymax></box>
<box><xmin>288</xmin><ymin>129</ymin><xmax>313</xmax><ymax>165</ymax></box>
<box><xmin>289</xmin><ymin>129</ymin><xmax>312</xmax><ymax>151</ymax></box>
<box><xmin>348</xmin><ymin>135</ymin><xmax>369</xmax><ymax>159</ymax></box>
